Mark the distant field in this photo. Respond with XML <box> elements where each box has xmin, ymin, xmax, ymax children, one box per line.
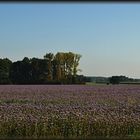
<box><xmin>120</xmin><ymin>82</ymin><xmax>140</xmax><ymax>85</ymax></box>
<box><xmin>86</xmin><ymin>82</ymin><xmax>140</xmax><ymax>85</ymax></box>
<box><xmin>0</xmin><ymin>85</ymin><xmax>140</xmax><ymax>139</ymax></box>
<box><xmin>86</xmin><ymin>82</ymin><xmax>106</xmax><ymax>85</ymax></box>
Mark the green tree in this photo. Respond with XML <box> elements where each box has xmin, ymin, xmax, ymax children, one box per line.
<box><xmin>8</xmin><ymin>51</ymin><xmax>83</xmax><ymax>84</ymax></box>
<box><xmin>30</xmin><ymin>58</ymin><xmax>41</xmax><ymax>84</ymax></box>
<box><xmin>54</xmin><ymin>52</ymin><xmax>63</xmax><ymax>82</ymax></box>
<box><xmin>9</xmin><ymin>61</ymin><xmax>23</xmax><ymax>84</ymax></box>
<box><xmin>21</xmin><ymin>57</ymin><xmax>32</xmax><ymax>84</ymax></box>
<box><xmin>44</xmin><ymin>53</ymin><xmax>54</xmax><ymax>81</ymax></box>
<box><xmin>72</xmin><ymin>54</ymin><xmax>82</xmax><ymax>83</ymax></box>
<box><xmin>0</xmin><ymin>58</ymin><xmax>12</xmax><ymax>84</ymax></box>
<box><xmin>109</xmin><ymin>76</ymin><xmax>120</xmax><ymax>85</ymax></box>
<box><xmin>53</xmin><ymin>52</ymin><xmax>82</xmax><ymax>84</ymax></box>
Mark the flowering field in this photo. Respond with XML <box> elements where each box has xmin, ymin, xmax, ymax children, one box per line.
<box><xmin>0</xmin><ymin>85</ymin><xmax>140</xmax><ymax>139</ymax></box>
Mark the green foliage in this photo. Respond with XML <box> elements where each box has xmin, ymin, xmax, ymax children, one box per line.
<box><xmin>109</xmin><ymin>76</ymin><xmax>120</xmax><ymax>85</ymax></box>
<box><xmin>0</xmin><ymin>52</ymin><xmax>84</xmax><ymax>84</ymax></box>
<box><xmin>109</xmin><ymin>75</ymin><xmax>133</xmax><ymax>85</ymax></box>
<box><xmin>0</xmin><ymin>58</ymin><xmax>12</xmax><ymax>84</ymax></box>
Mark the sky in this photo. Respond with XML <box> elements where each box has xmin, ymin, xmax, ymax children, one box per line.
<box><xmin>0</xmin><ymin>3</ymin><xmax>140</xmax><ymax>78</ymax></box>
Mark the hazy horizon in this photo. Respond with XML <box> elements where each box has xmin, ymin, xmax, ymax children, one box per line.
<box><xmin>1</xmin><ymin>3</ymin><xmax>140</xmax><ymax>78</ymax></box>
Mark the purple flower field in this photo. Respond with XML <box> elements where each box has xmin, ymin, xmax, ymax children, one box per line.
<box><xmin>0</xmin><ymin>84</ymin><xmax>140</xmax><ymax>139</ymax></box>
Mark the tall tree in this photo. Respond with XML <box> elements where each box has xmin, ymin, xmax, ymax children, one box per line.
<box><xmin>73</xmin><ymin>54</ymin><xmax>82</xmax><ymax>77</ymax></box>
<box><xmin>0</xmin><ymin>58</ymin><xmax>12</xmax><ymax>84</ymax></box>
<box><xmin>21</xmin><ymin>57</ymin><xmax>32</xmax><ymax>84</ymax></box>
<box><xmin>44</xmin><ymin>53</ymin><xmax>54</xmax><ymax>81</ymax></box>
<box><xmin>30</xmin><ymin>58</ymin><xmax>41</xmax><ymax>84</ymax></box>
<box><xmin>9</xmin><ymin>61</ymin><xmax>23</xmax><ymax>84</ymax></box>
<box><xmin>54</xmin><ymin>53</ymin><xmax>63</xmax><ymax>82</ymax></box>
<box><xmin>6</xmin><ymin>51</ymin><xmax>83</xmax><ymax>84</ymax></box>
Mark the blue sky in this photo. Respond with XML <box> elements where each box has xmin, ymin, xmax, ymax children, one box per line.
<box><xmin>0</xmin><ymin>3</ymin><xmax>140</xmax><ymax>78</ymax></box>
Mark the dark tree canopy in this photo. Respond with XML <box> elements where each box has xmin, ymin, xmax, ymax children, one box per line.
<box><xmin>109</xmin><ymin>76</ymin><xmax>120</xmax><ymax>85</ymax></box>
<box><xmin>0</xmin><ymin>58</ymin><xmax>12</xmax><ymax>84</ymax></box>
<box><xmin>0</xmin><ymin>52</ymin><xmax>85</xmax><ymax>84</ymax></box>
<box><xmin>109</xmin><ymin>75</ymin><xmax>131</xmax><ymax>85</ymax></box>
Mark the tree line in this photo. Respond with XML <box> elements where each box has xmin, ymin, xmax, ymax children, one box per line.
<box><xmin>85</xmin><ymin>75</ymin><xmax>139</xmax><ymax>85</ymax></box>
<box><xmin>0</xmin><ymin>52</ymin><xmax>86</xmax><ymax>84</ymax></box>
<box><xmin>108</xmin><ymin>75</ymin><xmax>140</xmax><ymax>85</ymax></box>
